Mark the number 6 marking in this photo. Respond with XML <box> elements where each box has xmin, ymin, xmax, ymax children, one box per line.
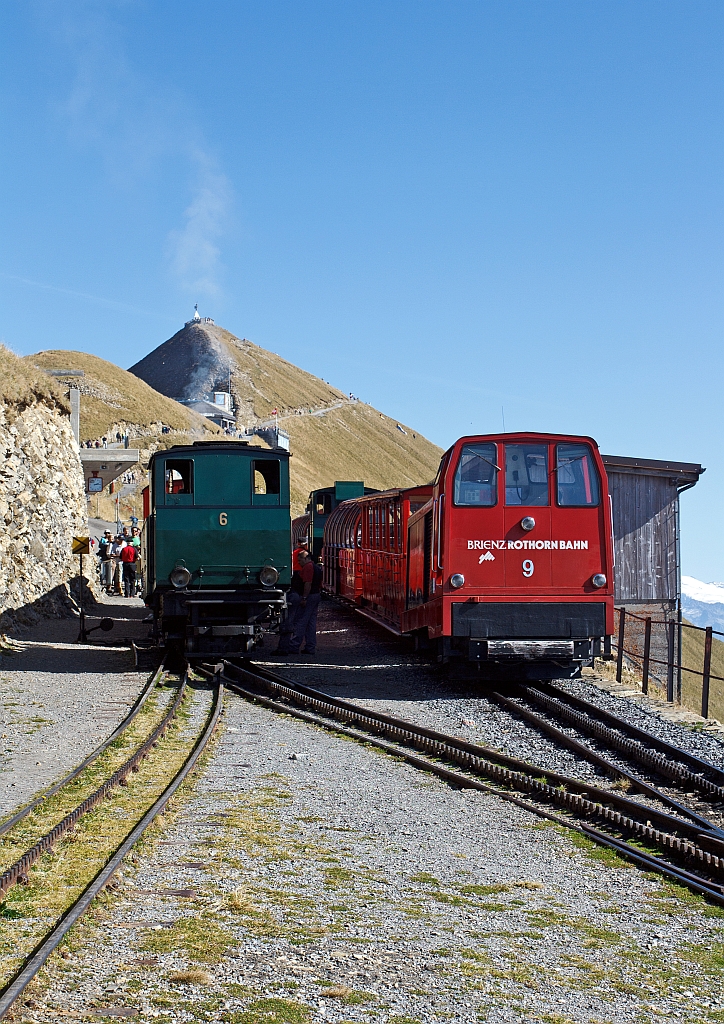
<box><xmin>219</xmin><ymin>512</ymin><xmax>228</xmax><ymax>526</ymax></box>
<box><xmin>522</xmin><ymin>559</ymin><xmax>534</xmax><ymax>578</ymax></box>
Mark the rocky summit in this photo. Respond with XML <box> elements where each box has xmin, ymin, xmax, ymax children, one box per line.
<box><xmin>127</xmin><ymin>318</ymin><xmax>342</xmax><ymax>423</ymax></box>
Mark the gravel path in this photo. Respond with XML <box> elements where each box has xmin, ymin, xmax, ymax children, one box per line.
<box><xmin>18</xmin><ymin>606</ymin><xmax>724</xmax><ymax>1023</ymax></box>
<box><xmin>0</xmin><ymin>593</ymin><xmax>151</xmax><ymax>817</ymax></box>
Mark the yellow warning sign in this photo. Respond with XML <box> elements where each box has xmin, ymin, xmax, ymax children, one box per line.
<box><xmin>72</xmin><ymin>536</ymin><xmax>90</xmax><ymax>555</ymax></box>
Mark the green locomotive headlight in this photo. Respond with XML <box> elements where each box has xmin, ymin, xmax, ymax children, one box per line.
<box><xmin>259</xmin><ymin>565</ymin><xmax>279</xmax><ymax>587</ymax></box>
<box><xmin>169</xmin><ymin>566</ymin><xmax>191</xmax><ymax>589</ymax></box>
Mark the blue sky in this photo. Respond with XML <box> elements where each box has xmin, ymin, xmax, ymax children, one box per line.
<box><xmin>1</xmin><ymin>1</ymin><xmax>722</xmax><ymax>579</ymax></box>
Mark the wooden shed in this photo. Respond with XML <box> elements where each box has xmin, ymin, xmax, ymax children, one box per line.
<box><xmin>601</xmin><ymin>454</ymin><xmax>704</xmax><ymax>616</ymax></box>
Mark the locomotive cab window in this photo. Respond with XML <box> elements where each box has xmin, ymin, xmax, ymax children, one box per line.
<box><xmin>316</xmin><ymin>494</ymin><xmax>333</xmax><ymax>515</ymax></box>
<box><xmin>164</xmin><ymin>460</ymin><xmax>193</xmax><ymax>505</ymax></box>
<box><xmin>505</xmin><ymin>444</ymin><xmax>549</xmax><ymax>505</ymax></box>
<box><xmin>252</xmin><ymin>460</ymin><xmax>280</xmax><ymax>504</ymax></box>
<box><xmin>556</xmin><ymin>444</ymin><xmax>601</xmax><ymax>506</ymax></box>
<box><xmin>453</xmin><ymin>443</ymin><xmax>498</xmax><ymax>506</ymax></box>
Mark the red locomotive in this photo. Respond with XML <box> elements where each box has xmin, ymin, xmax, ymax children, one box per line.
<box><xmin>323</xmin><ymin>433</ymin><xmax>614</xmax><ymax>678</ymax></box>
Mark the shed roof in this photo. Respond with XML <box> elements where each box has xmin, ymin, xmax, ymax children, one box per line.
<box><xmin>601</xmin><ymin>454</ymin><xmax>704</xmax><ymax>487</ymax></box>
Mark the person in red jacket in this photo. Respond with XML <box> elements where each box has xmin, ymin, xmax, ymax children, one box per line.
<box><xmin>288</xmin><ymin>551</ymin><xmax>323</xmax><ymax>659</ymax></box>
<box><xmin>120</xmin><ymin>541</ymin><xmax>138</xmax><ymax>597</ymax></box>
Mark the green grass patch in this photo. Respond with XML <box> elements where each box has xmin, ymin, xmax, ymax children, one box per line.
<box><xmin>141</xmin><ymin>914</ymin><xmax>234</xmax><ymax>964</ymax></box>
<box><xmin>223</xmin><ymin>997</ymin><xmax>311</xmax><ymax>1023</ymax></box>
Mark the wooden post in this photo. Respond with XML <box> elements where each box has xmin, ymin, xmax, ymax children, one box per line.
<box><xmin>616</xmin><ymin>608</ymin><xmax>626</xmax><ymax>683</ymax></box>
<box><xmin>72</xmin><ymin>536</ymin><xmax>91</xmax><ymax>643</ymax></box>
<box><xmin>701</xmin><ymin>626</ymin><xmax>713</xmax><ymax>720</ymax></box>
<box><xmin>667</xmin><ymin>623</ymin><xmax>675</xmax><ymax>703</ymax></box>
<box><xmin>642</xmin><ymin>617</ymin><xmax>652</xmax><ymax>695</ymax></box>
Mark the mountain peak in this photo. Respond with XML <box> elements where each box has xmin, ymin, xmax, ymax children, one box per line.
<box><xmin>128</xmin><ymin>321</ymin><xmax>345</xmax><ymax>425</ymax></box>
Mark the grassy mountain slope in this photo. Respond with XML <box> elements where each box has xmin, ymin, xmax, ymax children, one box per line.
<box><xmin>281</xmin><ymin>402</ymin><xmax>441</xmax><ymax>512</ymax></box>
<box><xmin>26</xmin><ymin>350</ymin><xmax>221</xmax><ymax>443</ymax></box>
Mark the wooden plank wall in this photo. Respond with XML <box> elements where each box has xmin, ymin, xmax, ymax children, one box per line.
<box><xmin>608</xmin><ymin>470</ymin><xmax>678</xmax><ymax>604</ymax></box>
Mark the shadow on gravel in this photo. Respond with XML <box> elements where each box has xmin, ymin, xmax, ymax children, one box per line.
<box><xmin>263</xmin><ymin>598</ymin><xmax>495</xmax><ymax>703</ymax></box>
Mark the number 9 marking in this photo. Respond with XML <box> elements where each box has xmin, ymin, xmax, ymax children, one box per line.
<box><xmin>219</xmin><ymin>512</ymin><xmax>228</xmax><ymax>526</ymax></box>
<box><xmin>522</xmin><ymin>559</ymin><xmax>534</xmax><ymax>578</ymax></box>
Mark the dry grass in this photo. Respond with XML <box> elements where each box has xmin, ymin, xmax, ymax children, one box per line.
<box><xmin>0</xmin><ymin>344</ymin><xmax>68</xmax><ymax>418</ymax></box>
<box><xmin>168</xmin><ymin>968</ymin><xmax>214</xmax><ymax>985</ymax></box>
<box><xmin>0</xmin><ymin>685</ymin><xmax>172</xmax><ymax>872</ymax></box>
<box><xmin>596</xmin><ymin>618</ymin><xmax>724</xmax><ymax>722</ymax></box>
<box><xmin>25</xmin><ymin>350</ymin><xmax>220</xmax><ymax>443</ymax></box>
<box><xmin>212</xmin><ymin>327</ymin><xmax>444</xmax><ymax>512</ymax></box>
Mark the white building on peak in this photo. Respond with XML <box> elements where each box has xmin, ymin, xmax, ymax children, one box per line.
<box><xmin>185</xmin><ymin>303</ymin><xmax>215</xmax><ymax>326</ymax></box>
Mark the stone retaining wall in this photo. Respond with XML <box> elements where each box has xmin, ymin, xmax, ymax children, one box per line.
<box><xmin>0</xmin><ymin>401</ymin><xmax>86</xmax><ymax>630</ymax></box>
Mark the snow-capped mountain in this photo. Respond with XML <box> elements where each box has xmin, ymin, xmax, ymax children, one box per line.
<box><xmin>681</xmin><ymin>576</ymin><xmax>724</xmax><ymax>632</ymax></box>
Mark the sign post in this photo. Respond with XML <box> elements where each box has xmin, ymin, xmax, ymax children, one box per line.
<box><xmin>72</xmin><ymin>536</ymin><xmax>91</xmax><ymax>642</ymax></box>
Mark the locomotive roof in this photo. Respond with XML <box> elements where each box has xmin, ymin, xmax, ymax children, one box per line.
<box><xmin>153</xmin><ymin>441</ymin><xmax>289</xmax><ymax>457</ymax></box>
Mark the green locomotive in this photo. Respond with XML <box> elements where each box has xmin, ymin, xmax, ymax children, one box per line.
<box><xmin>141</xmin><ymin>441</ymin><xmax>291</xmax><ymax>658</ymax></box>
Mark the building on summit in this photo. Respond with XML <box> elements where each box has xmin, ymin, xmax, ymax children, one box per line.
<box><xmin>185</xmin><ymin>303</ymin><xmax>215</xmax><ymax>327</ymax></box>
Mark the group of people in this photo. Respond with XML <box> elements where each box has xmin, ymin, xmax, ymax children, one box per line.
<box><xmin>274</xmin><ymin>547</ymin><xmax>323</xmax><ymax>659</ymax></box>
<box><xmin>98</xmin><ymin>528</ymin><xmax>141</xmax><ymax>597</ymax></box>
<box><xmin>83</xmin><ymin>432</ymin><xmax>132</xmax><ymax>450</ymax></box>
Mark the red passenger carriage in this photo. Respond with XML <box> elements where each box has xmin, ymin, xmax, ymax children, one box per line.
<box><xmin>323</xmin><ymin>433</ymin><xmax>614</xmax><ymax>679</ymax></box>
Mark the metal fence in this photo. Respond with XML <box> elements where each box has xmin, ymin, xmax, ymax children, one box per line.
<box><xmin>612</xmin><ymin>607</ymin><xmax>724</xmax><ymax>720</ymax></box>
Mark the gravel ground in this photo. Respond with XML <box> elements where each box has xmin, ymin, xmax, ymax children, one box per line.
<box><xmin>0</xmin><ymin>593</ymin><xmax>151</xmax><ymax>817</ymax></box>
<box><xmin>18</xmin><ymin>603</ymin><xmax>724</xmax><ymax>1024</ymax></box>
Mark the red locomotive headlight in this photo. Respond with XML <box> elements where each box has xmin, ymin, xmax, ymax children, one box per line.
<box><xmin>592</xmin><ymin>574</ymin><xmax>607</xmax><ymax>588</ymax></box>
<box><xmin>450</xmin><ymin>573</ymin><xmax>465</xmax><ymax>589</ymax></box>
<box><xmin>521</xmin><ymin>517</ymin><xmax>536</xmax><ymax>531</ymax></box>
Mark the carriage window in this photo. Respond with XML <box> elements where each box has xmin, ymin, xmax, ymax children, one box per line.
<box><xmin>165</xmin><ymin>460</ymin><xmax>193</xmax><ymax>504</ymax></box>
<box><xmin>253</xmin><ymin>460</ymin><xmax>280</xmax><ymax>495</ymax></box>
<box><xmin>556</xmin><ymin>444</ymin><xmax>600</xmax><ymax>506</ymax></box>
<box><xmin>505</xmin><ymin>444</ymin><xmax>549</xmax><ymax>506</ymax></box>
<box><xmin>453</xmin><ymin>444</ymin><xmax>498</xmax><ymax>506</ymax></box>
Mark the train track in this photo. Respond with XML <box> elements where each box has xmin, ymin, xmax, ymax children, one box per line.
<box><xmin>0</xmin><ymin>661</ymin><xmax>167</xmax><ymax>841</ymax></box>
<box><xmin>0</xmin><ymin>664</ymin><xmax>223</xmax><ymax>1020</ymax></box>
<box><xmin>219</xmin><ymin>659</ymin><xmax>724</xmax><ymax>906</ymax></box>
<box><xmin>487</xmin><ymin>683</ymin><xmax>724</xmax><ymax>831</ymax></box>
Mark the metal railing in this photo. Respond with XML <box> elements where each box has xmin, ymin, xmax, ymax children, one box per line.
<box><xmin>612</xmin><ymin>607</ymin><xmax>724</xmax><ymax>719</ymax></box>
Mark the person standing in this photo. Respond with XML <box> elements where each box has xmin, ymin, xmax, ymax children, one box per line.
<box><xmin>275</xmin><ymin>547</ymin><xmax>307</xmax><ymax>655</ymax></box>
<box><xmin>288</xmin><ymin>551</ymin><xmax>322</xmax><ymax>659</ymax></box>
<box><xmin>109</xmin><ymin>534</ymin><xmax>125</xmax><ymax>594</ymax></box>
<box><xmin>120</xmin><ymin>541</ymin><xmax>138</xmax><ymax>597</ymax></box>
<box><xmin>98</xmin><ymin>531</ymin><xmax>113</xmax><ymax>592</ymax></box>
